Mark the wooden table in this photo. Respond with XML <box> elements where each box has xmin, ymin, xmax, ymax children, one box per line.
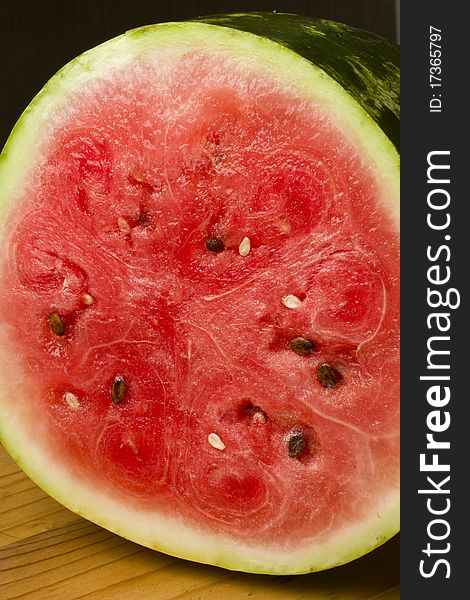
<box><xmin>0</xmin><ymin>444</ymin><xmax>399</xmax><ymax>599</ymax></box>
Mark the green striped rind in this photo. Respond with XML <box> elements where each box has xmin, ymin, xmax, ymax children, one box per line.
<box><xmin>196</xmin><ymin>12</ymin><xmax>400</xmax><ymax>150</ymax></box>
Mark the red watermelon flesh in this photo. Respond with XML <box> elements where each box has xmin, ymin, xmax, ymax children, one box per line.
<box><xmin>0</xmin><ymin>27</ymin><xmax>399</xmax><ymax>573</ymax></box>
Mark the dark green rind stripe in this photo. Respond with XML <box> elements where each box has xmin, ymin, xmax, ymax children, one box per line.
<box><xmin>195</xmin><ymin>12</ymin><xmax>400</xmax><ymax>151</ymax></box>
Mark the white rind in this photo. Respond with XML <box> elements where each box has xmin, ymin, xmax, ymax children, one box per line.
<box><xmin>0</xmin><ymin>406</ymin><xmax>398</xmax><ymax>574</ymax></box>
<box><xmin>0</xmin><ymin>22</ymin><xmax>399</xmax><ymax>574</ymax></box>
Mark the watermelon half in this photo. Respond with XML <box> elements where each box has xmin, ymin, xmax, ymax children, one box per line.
<box><xmin>0</xmin><ymin>13</ymin><xmax>399</xmax><ymax>575</ymax></box>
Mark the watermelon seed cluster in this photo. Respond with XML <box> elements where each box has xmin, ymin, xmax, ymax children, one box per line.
<box><xmin>286</xmin><ymin>336</ymin><xmax>343</xmax><ymax>388</ymax></box>
<box><xmin>242</xmin><ymin>401</ymin><xmax>267</xmax><ymax>424</ymax></box>
<box><xmin>205</xmin><ymin>235</ymin><xmax>252</xmax><ymax>256</ymax></box>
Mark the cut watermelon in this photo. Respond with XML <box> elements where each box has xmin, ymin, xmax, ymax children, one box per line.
<box><xmin>0</xmin><ymin>14</ymin><xmax>399</xmax><ymax>575</ymax></box>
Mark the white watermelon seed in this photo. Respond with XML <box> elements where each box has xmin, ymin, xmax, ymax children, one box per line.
<box><xmin>63</xmin><ymin>392</ymin><xmax>80</xmax><ymax>410</ymax></box>
<box><xmin>117</xmin><ymin>216</ymin><xmax>131</xmax><ymax>233</ymax></box>
<box><xmin>252</xmin><ymin>411</ymin><xmax>266</xmax><ymax>425</ymax></box>
<box><xmin>239</xmin><ymin>236</ymin><xmax>251</xmax><ymax>256</ymax></box>
<box><xmin>282</xmin><ymin>294</ymin><xmax>302</xmax><ymax>309</ymax></box>
<box><xmin>81</xmin><ymin>293</ymin><xmax>94</xmax><ymax>306</ymax></box>
<box><xmin>276</xmin><ymin>220</ymin><xmax>291</xmax><ymax>234</ymax></box>
<box><xmin>208</xmin><ymin>432</ymin><xmax>226</xmax><ymax>450</ymax></box>
<box><xmin>122</xmin><ymin>435</ymin><xmax>139</xmax><ymax>455</ymax></box>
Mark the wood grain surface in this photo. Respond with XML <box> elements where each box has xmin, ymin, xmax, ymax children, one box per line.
<box><xmin>0</xmin><ymin>444</ymin><xmax>399</xmax><ymax>600</ymax></box>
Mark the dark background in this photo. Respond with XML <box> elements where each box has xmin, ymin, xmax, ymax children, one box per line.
<box><xmin>0</xmin><ymin>0</ymin><xmax>397</xmax><ymax>148</ymax></box>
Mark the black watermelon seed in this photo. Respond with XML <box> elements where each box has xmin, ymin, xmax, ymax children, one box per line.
<box><xmin>205</xmin><ymin>237</ymin><xmax>225</xmax><ymax>252</ymax></box>
<box><xmin>48</xmin><ymin>312</ymin><xmax>65</xmax><ymax>337</ymax></box>
<box><xmin>112</xmin><ymin>376</ymin><xmax>127</xmax><ymax>404</ymax></box>
<box><xmin>285</xmin><ymin>429</ymin><xmax>307</xmax><ymax>459</ymax></box>
<box><xmin>136</xmin><ymin>209</ymin><xmax>151</xmax><ymax>225</ymax></box>
<box><xmin>317</xmin><ymin>363</ymin><xmax>343</xmax><ymax>389</ymax></box>
<box><xmin>289</xmin><ymin>337</ymin><xmax>316</xmax><ymax>356</ymax></box>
